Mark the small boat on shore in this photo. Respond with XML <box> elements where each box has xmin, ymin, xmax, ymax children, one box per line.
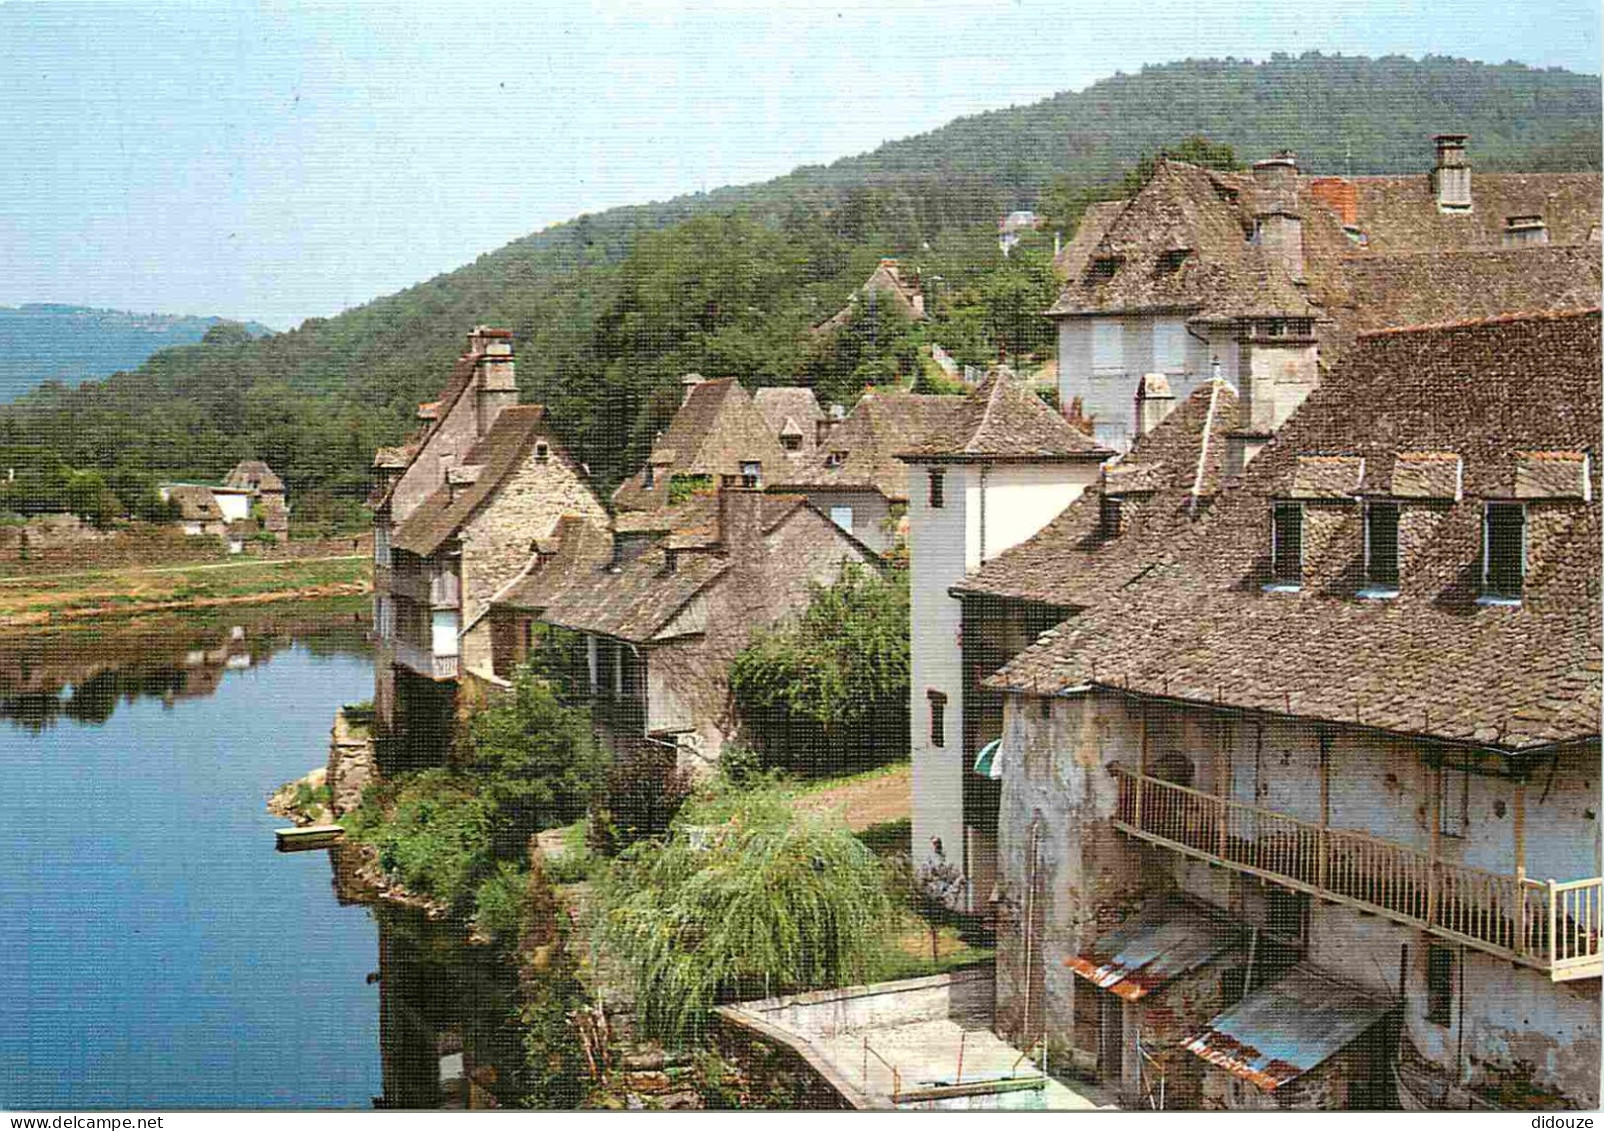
<box><xmin>275</xmin><ymin>824</ymin><xmax>346</xmax><ymax>851</ymax></box>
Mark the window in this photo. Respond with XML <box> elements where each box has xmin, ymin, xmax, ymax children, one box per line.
<box><xmin>928</xmin><ymin>469</ymin><xmax>946</xmax><ymax>509</ymax></box>
<box><xmin>1483</xmin><ymin>502</ymin><xmax>1525</xmax><ymax>601</ymax></box>
<box><xmin>824</xmin><ymin>450</ymin><xmax>846</xmax><ymax>469</ymax></box>
<box><xmin>1089</xmin><ymin>256</ymin><xmax>1121</xmax><ymax>282</ymax></box>
<box><xmin>740</xmin><ymin>460</ymin><xmax>762</xmax><ymax>488</ymax></box>
<box><xmin>1426</xmin><ymin>945</ymin><xmax>1455</xmax><ymax>1025</ymax></box>
<box><xmin>1439</xmin><ymin>764</ymin><xmax>1469</xmax><ymax>839</ymax></box>
<box><xmin>1153</xmin><ymin>320</ymin><xmax>1189</xmax><ymax>371</ymax></box>
<box><xmin>1156</xmin><ymin>249</ymin><xmax>1191</xmax><ymax>274</ymax></box>
<box><xmin>780</xmin><ymin>433</ymin><xmax>801</xmax><ymax>452</ymax></box>
<box><xmin>643</xmin><ymin>463</ymin><xmax>656</xmax><ymax>488</ymax></box>
<box><xmin>1092</xmin><ymin>319</ymin><xmax>1124</xmax><ymax>374</ymax></box>
<box><xmin>928</xmin><ymin>690</ymin><xmax>947</xmax><ymax>748</ymax></box>
<box><xmin>534</xmin><ymin>441</ymin><xmax>550</xmax><ymax>463</ymax></box>
<box><xmin>1099</xmin><ymin>495</ymin><xmax>1123</xmax><ymax>538</ymax></box>
<box><xmin>1363</xmin><ymin>500</ymin><xmax>1400</xmax><ymax>592</ymax></box>
<box><xmin>1270</xmin><ymin>501</ymin><xmax>1303</xmax><ymax>588</ymax></box>
<box><xmin>829</xmin><ymin>505</ymin><xmax>854</xmax><ymax>533</ymax></box>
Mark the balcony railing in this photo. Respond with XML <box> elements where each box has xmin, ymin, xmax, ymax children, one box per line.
<box><xmin>1111</xmin><ymin>765</ymin><xmax>1601</xmax><ymax>981</ymax></box>
<box><xmin>391</xmin><ymin>639</ymin><xmax>459</xmax><ymax>681</ymax></box>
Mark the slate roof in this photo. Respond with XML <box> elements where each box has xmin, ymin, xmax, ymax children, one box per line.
<box><xmin>771</xmin><ymin>391</ymin><xmax>964</xmax><ymax>501</ymax></box>
<box><xmin>753</xmin><ymin>386</ymin><xmax>825</xmax><ymax>441</ymax></box>
<box><xmin>897</xmin><ymin>365</ymin><xmax>1114</xmax><ymax>464</ymax></box>
<box><xmin>500</xmin><ymin>492</ymin><xmax>823</xmax><ymax>644</ymax></box>
<box><xmin>613</xmin><ymin>378</ymin><xmax>792</xmax><ymax>511</ymax></box>
<box><xmin>494</xmin><ymin>516</ymin><xmax>616</xmax><ymax>614</ymax></box>
<box><xmin>989</xmin><ymin>310</ymin><xmax>1602</xmax><ymax>753</ymax></box>
<box><xmin>1053</xmin><ymin>200</ymin><xmax>1126</xmax><ymax>280</ymax></box>
<box><xmin>814</xmin><ymin>259</ymin><xmax>926</xmax><ymax>333</ymax></box>
<box><xmin>954</xmin><ymin>380</ymin><xmax>1240</xmax><ymax>609</ymax></box>
<box><xmin>1345</xmin><ymin>172</ymin><xmax>1602</xmax><ymax>252</ymax></box>
<box><xmin>169</xmin><ymin>485</ymin><xmax>223</xmax><ymax>522</ymax></box>
<box><xmin>223</xmin><ymin>460</ymin><xmax>285</xmax><ymax>493</ymax></box>
<box><xmin>392</xmin><ymin>405</ymin><xmax>552</xmax><ymax>557</ymax></box>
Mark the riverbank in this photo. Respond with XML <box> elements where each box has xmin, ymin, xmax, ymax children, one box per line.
<box><xmin>0</xmin><ymin>555</ymin><xmax>370</xmax><ymax>629</ymax></box>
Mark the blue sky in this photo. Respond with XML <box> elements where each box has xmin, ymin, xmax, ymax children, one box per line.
<box><xmin>2</xmin><ymin>0</ymin><xmax>1599</xmax><ymax>328</ymax></box>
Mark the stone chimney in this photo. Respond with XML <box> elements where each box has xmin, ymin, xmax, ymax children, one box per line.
<box><xmin>1252</xmin><ymin>152</ymin><xmax>1303</xmax><ymax>282</ymax></box>
<box><xmin>1134</xmin><ymin>373</ymin><xmax>1177</xmax><ymax>438</ymax></box>
<box><xmin>1431</xmin><ymin>134</ymin><xmax>1472</xmax><ymax>211</ymax></box>
<box><xmin>470</xmin><ymin>326</ymin><xmax>518</xmax><ymax>438</ymax></box>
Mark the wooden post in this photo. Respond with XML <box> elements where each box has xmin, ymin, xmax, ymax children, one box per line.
<box><xmin>1427</xmin><ymin>759</ymin><xmax>1442</xmax><ymax>926</ymax></box>
<box><xmin>1134</xmin><ymin>703</ymin><xmax>1148</xmax><ymax>829</ymax></box>
<box><xmin>1318</xmin><ymin>732</ymin><xmax>1331</xmax><ymax>890</ymax></box>
<box><xmin>1513</xmin><ymin>781</ymin><xmax>1527</xmax><ymax>956</ymax></box>
<box><xmin>1548</xmin><ymin>880</ymin><xmax>1559</xmax><ymax>969</ymax></box>
<box><xmin>1216</xmin><ymin>720</ymin><xmax>1230</xmax><ymax>859</ymax></box>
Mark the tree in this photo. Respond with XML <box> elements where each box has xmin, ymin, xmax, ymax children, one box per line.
<box><xmin>1121</xmin><ymin>135</ymin><xmax>1244</xmax><ymax>197</ymax></box>
<box><xmin>596</xmin><ymin>789</ymin><xmax>895</xmax><ymax>1041</ymax></box>
<box><xmin>730</xmin><ymin>564</ymin><xmax>909</xmax><ymax>773</ymax></box>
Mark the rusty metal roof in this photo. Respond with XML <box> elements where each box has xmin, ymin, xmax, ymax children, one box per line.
<box><xmin>1184</xmin><ymin>965</ymin><xmax>1394</xmax><ymax>1091</ymax></box>
<box><xmin>1064</xmin><ymin>896</ymin><xmax>1241</xmax><ymax>1002</ymax></box>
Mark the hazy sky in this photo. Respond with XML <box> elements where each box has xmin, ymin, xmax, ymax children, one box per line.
<box><xmin>3</xmin><ymin>0</ymin><xmax>1599</xmax><ymax>328</ymax></box>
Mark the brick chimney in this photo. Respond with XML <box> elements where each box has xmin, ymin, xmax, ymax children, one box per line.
<box><xmin>1431</xmin><ymin>134</ymin><xmax>1472</xmax><ymax>211</ymax></box>
<box><xmin>1252</xmin><ymin>152</ymin><xmax>1303</xmax><ymax>282</ymax></box>
<box><xmin>470</xmin><ymin>326</ymin><xmax>517</xmax><ymax>438</ymax></box>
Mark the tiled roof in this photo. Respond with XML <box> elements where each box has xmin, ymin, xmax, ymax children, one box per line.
<box><xmin>770</xmin><ymin>391</ymin><xmax>964</xmax><ymax>500</ymax></box>
<box><xmin>1346</xmin><ymin>172</ymin><xmax>1601</xmax><ymax>252</ymax></box>
<box><xmin>494</xmin><ymin>516</ymin><xmax>616</xmax><ymax>614</ymax></box>
<box><xmin>392</xmin><ymin>405</ymin><xmax>551</xmax><ymax>556</ymax></box>
<box><xmin>222</xmin><ymin>460</ymin><xmax>285</xmax><ymax>493</ymax></box>
<box><xmin>990</xmin><ymin>310</ymin><xmax>1602</xmax><ymax>752</ymax></box>
<box><xmin>613</xmin><ymin>378</ymin><xmax>792</xmax><ymax>511</ymax></box>
<box><xmin>814</xmin><ymin>259</ymin><xmax>926</xmax><ymax>333</ymax></box>
<box><xmin>954</xmin><ymin>381</ymin><xmax>1240</xmax><ymax>609</ymax></box>
<box><xmin>1287</xmin><ymin>455</ymin><xmax>1365</xmax><ymax>499</ymax></box>
<box><xmin>168</xmin><ymin>485</ymin><xmax>223</xmax><ymax>522</ymax></box>
<box><xmin>897</xmin><ymin>366</ymin><xmax>1113</xmax><ymax>463</ymax></box>
<box><xmin>753</xmin><ymin>387</ymin><xmax>824</xmax><ymax>436</ymax></box>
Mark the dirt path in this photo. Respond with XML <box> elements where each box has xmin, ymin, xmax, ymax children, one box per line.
<box><xmin>798</xmin><ymin>763</ymin><xmax>912</xmax><ymax>831</ymax></box>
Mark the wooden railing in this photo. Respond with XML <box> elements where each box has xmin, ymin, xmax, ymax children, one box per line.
<box><xmin>1112</xmin><ymin>765</ymin><xmax>1601</xmax><ymax>979</ymax></box>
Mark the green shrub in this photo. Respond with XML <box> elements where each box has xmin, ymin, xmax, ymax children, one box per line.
<box><xmin>345</xmin><ymin>770</ymin><xmax>492</xmax><ymax>910</ymax></box>
<box><xmin>473</xmin><ymin>861</ymin><xmax>531</xmax><ymax>944</ymax></box>
<box><xmin>596</xmin><ymin>788</ymin><xmax>894</xmax><ymax>1041</ymax></box>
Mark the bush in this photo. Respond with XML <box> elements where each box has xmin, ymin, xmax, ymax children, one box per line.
<box><xmin>588</xmin><ymin>738</ymin><xmax>694</xmax><ymax>855</ymax></box>
<box><xmin>345</xmin><ymin>770</ymin><xmax>492</xmax><ymax>909</ymax></box>
<box><xmin>596</xmin><ymin>788</ymin><xmax>895</xmax><ymax>1041</ymax></box>
<box><xmin>473</xmin><ymin>861</ymin><xmax>532</xmax><ymax>945</ymax></box>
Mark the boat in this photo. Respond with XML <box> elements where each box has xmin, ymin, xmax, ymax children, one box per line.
<box><xmin>275</xmin><ymin>824</ymin><xmax>346</xmax><ymax>851</ymax></box>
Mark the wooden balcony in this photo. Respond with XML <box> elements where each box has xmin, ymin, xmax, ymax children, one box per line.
<box><xmin>1111</xmin><ymin>765</ymin><xmax>1601</xmax><ymax>981</ymax></box>
<box><xmin>391</xmin><ymin>639</ymin><xmax>459</xmax><ymax>681</ymax></box>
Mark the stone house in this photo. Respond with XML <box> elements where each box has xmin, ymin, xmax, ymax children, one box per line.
<box><xmin>223</xmin><ymin>459</ymin><xmax>290</xmax><ymax>540</ymax></box>
<box><xmin>979</xmin><ymin>310</ymin><xmax>1601</xmax><ymax>1109</ymax></box>
<box><xmin>612</xmin><ymin>375</ymin><xmax>793</xmax><ymax>514</ymax></box>
<box><xmin>164</xmin><ymin>484</ymin><xmax>229</xmax><ymax>537</ymax></box>
<box><xmin>812</xmin><ymin>257</ymin><xmax>928</xmax><ymax>335</ymax></box>
<box><xmin>369</xmin><ymin>327</ymin><xmax>607</xmax><ymax>757</ymax></box>
<box><xmin>895</xmin><ymin>366</ymin><xmax>1113</xmax><ymax>908</ymax></box>
<box><xmin>488</xmin><ymin>487</ymin><xmax>877</xmax><ymax>773</ymax></box>
<box><xmin>1051</xmin><ymin>135</ymin><xmax>1602</xmax><ymax>454</ymax></box>
<box><xmin>769</xmin><ymin>390</ymin><xmax>963</xmax><ymax>553</ymax></box>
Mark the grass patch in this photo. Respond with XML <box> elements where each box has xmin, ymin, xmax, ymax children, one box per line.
<box><xmin>855</xmin><ymin>817</ymin><xmax>911</xmax><ymax>857</ymax></box>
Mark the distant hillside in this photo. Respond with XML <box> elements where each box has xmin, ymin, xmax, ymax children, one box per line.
<box><xmin>2</xmin><ymin>53</ymin><xmax>1597</xmax><ymax>506</ymax></box>
<box><xmin>0</xmin><ymin>305</ymin><xmax>273</xmax><ymax>402</ymax></box>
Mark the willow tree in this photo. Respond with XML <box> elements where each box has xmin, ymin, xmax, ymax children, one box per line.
<box><xmin>596</xmin><ymin>789</ymin><xmax>894</xmax><ymax>1041</ymax></box>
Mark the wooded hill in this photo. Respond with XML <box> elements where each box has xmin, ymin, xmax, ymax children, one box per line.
<box><xmin>2</xmin><ymin>53</ymin><xmax>1597</xmax><ymax>520</ymax></box>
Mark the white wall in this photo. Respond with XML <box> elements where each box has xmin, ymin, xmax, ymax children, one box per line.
<box><xmin>213</xmin><ymin>490</ymin><xmax>252</xmax><ymax>522</ymax></box>
<box><xmin>431</xmin><ymin>609</ymin><xmax>460</xmax><ymax>657</ymax></box>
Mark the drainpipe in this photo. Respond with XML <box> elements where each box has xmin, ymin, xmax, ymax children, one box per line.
<box><xmin>1022</xmin><ymin>816</ymin><xmax>1041</xmax><ymax>1046</ymax></box>
<box><xmin>1188</xmin><ymin>361</ymin><xmax>1224</xmax><ymax>519</ymax></box>
<box><xmin>978</xmin><ymin>463</ymin><xmax>990</xmax><ymax>566</ymax></box>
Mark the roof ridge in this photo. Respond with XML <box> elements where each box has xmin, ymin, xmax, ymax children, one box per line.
<box><xmin>1357</xmin><ymin>305</ymin><xmax>1601</xmax><ymax>338</ymax></box>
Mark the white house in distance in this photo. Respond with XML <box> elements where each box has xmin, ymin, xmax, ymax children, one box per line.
<box><xmin>896</xmin><ymin>366</ymin><xmax>1112</xmax><ymax>909</ymax></box>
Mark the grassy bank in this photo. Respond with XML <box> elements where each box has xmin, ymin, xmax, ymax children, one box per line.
<box><xmin>0</xmin><ymin>555</ymin><xmax>369</xmax><ymax>628</ymax></box>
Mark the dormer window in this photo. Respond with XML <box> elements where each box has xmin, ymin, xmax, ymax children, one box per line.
<box><xmin>1482</xmin><ymin>502</ymin><xmax>1525</xmax><ymax>603</ymax></box>
<box><xmin>1362</xmin><ymin>500</ymin><xmax>1400</xmax><ymax>596</ymax></box>
<box><xmin>1099</xmin><ymin>495</ymin><xmax>1123</xmax><ymax>538</ymax></box>
<box><xmin>1269</xmin><ymin>501</ymin><xmax>1303</xmax><ymax>589</ymax></box>
<box><xmin>740</xmin><ymin>460</ymin><xmax>762</xmax><ymax>488</ymax></box>
<box><xmin>928</xmin><ymin>469</ymin><xmax>946</xmax><ymax>509</ymax></box>
<box><xmin>534</xmin><ymin>441</ymin><xmax>550</xmax><ymax>463</ymax></box>
<box><xmin>643</xmin><ymin>463</ymin><xmax>656</xmax><ymax>488</ymax></box>
<box><xmin>780</xmin><ymin>433</ymin><xmax>801</xmax><ymax>452</ymax></box>
<box><xmin>1156</xmin><ymin>248</ymin><xmax>1190</xmax><ymax>274</ymax></box>
<box><xmin>1089</xmin><ymin>256</ymin><xmax>1121</xmax><ymax>282</ymax></box>
<box><xmin>824</xmin><ymin>450</ymin><xmax>846</xmax><ymax>469</ymax></box>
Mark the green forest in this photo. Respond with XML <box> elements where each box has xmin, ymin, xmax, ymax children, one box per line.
<box><xmin>1</xmin><ymin>53</ymin><xmax>1597</xmax><ymax>522</ymax></box>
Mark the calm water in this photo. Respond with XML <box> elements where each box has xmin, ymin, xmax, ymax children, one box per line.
<box><xmin>0</xmin><ymin>614</ymin><xmax>385</xmax><ymax>1109</ymax></box>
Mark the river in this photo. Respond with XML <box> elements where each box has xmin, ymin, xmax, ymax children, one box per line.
<box><xmin>0</xmin><ymin>604</ymin><xmax>395</xmax><ymax>1109</ymax></box>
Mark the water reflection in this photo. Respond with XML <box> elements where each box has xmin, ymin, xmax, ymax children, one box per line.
<box><xmin>0</xmin><ymin>600</ymin><xmax>371</xmax><ymax>730</ymax></box>
<box><xmin>368</xmin><ymin>904</ymin><xmax>525</xmax><ymax>1110</ymax></box>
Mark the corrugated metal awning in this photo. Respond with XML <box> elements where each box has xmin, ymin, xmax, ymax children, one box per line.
<box><xmin>1064</xmin><ymin>896</ymin><xmax>1241</xmax><ymax>1001</ymax></box>
<box><xmin>1185</xmin><ymin>966</ymin><xmax>1395</xmax><ymax>1092</ymax></box>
